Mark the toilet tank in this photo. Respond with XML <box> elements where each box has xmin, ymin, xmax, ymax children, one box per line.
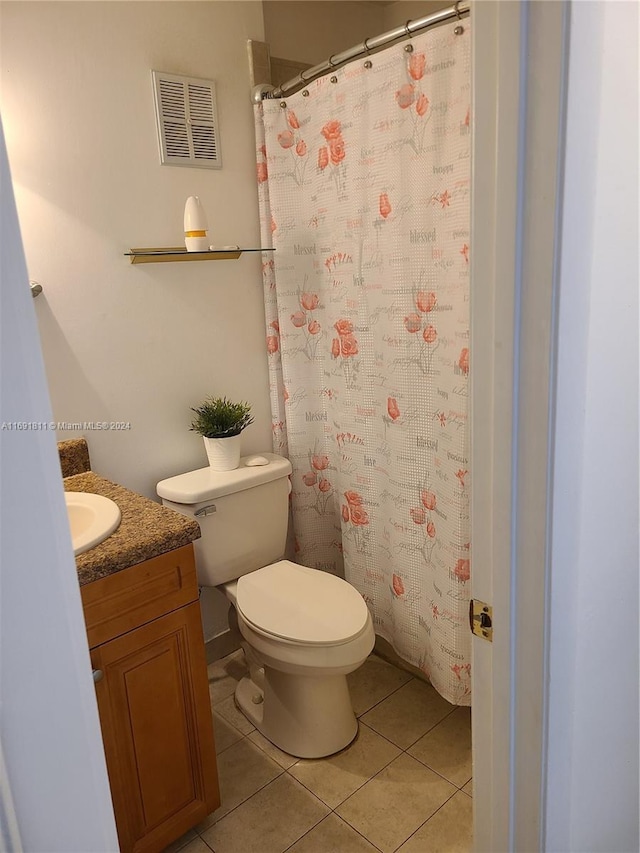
<box><xmin>157</xmin><ymin>453</ymin><xmax>292</xmax><ymax>587</ymax></box>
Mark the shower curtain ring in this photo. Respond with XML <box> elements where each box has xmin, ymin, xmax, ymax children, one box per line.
<box><xmin>363</xmin><ymin>36</ymin><xmax>372</xmax><ymax>54</ymax></box>
<box><xmin>453</xmin><ymin>1</ymin><xmax>464</xmax><ymax>34</ymax></box>
<box><xmin>403</xmin><ymin>21</ymin><xmax>414</xmax><ymax>52</ymax></box>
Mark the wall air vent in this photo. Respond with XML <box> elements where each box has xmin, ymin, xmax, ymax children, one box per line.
<box><xmin>151</xmin><ymin>71</ymin><xmax>221</xmax><ymax>169</ymax></box>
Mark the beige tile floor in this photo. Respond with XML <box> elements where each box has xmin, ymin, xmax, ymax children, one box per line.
<box><xmin>165</xmin><ymin>651</ymin><xmax>472</xmax><ymax>853</ymax></box>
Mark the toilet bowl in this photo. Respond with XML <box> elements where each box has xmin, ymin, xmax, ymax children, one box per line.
<box><xmin>225</xmin><ymin>560</ymin><xmax>374</xmax><ymax>758</ymax></box>
<box><xmin>156</xmin><ymin>453</ymin><xmax>374</xmax><ymax>758</ymax></box>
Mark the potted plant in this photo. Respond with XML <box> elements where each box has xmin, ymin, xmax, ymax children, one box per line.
<box><xmin>190</xmin><ymin>396</ymin><xmax>254</xmax><ymax>471</ymax></box>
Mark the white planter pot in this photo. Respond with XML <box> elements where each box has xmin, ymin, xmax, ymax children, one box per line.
<box><xmin>203</xmin><ymin>434</ymin><xmax>241</xmax><ymax>471</ymax></box>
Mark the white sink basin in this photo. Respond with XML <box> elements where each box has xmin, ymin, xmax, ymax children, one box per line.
<box><xmin>65</xmin><ymin>492</ymin><xmax>121</xmax><ymax>556</ymax></box>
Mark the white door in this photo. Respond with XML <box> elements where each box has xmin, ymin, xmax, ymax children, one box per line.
<box><xmin>470</xmin><ymin>2</ymin><xmax>567</xmax><ymax>849</ymax></box>
<box><xmin>0</xmin><ymin>121</ymin><xmax>118</xmax><ymax>851</ymax></box>
<box><xmin>471</xmin><ymin>2</ymin><xmax>639</xmax><ymax>851</ymax></box>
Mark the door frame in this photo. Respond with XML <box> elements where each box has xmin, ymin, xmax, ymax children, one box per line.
<box><xmin>470</xmin><ymin>2</ymin><xmax>568</xmax><ymax>849</ymax></box>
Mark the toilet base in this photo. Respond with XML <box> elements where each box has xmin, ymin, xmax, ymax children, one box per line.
<box><xmin>235</xmin><ymin>668</ymin><xmax>358</xmax><ymax>758</ymax></box>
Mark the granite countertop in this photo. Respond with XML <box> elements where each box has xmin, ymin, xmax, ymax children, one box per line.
<box><xmin>66</xmin><ymin>472</ymin><xmax>201</xmax><ymax>587</ymax></box>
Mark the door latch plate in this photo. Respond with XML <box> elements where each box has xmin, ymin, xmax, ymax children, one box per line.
<box><xmin>469</xmin><ymin>599</ymin><xmax>493</xmax><ymax>641</ymax></box>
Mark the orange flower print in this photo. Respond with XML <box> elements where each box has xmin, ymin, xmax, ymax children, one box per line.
<box><xmin>270</xmin><ymin>216</ymin><xmax>277</xmax><ymax>234</ymax></box>
<box><xmin>321</xmin><ymin>120</ymin><xmax>342</xmax><ymax>141</ymax></box>
<box><xmin>416</xmin><ymin>93</ymin><xmax>429</xmax><ymax>117</ymax></box>
<box><xmin>426</xmin><ymin>520</ymin><xmax>436</xmax><ymax>538</ymax></box>
<box><xmin>423</xmin><ymin>325</ymin><xmax>437</xmax><ymax>343</ymax></box>
<box><xmin>410</xmin><ymin>507</ymin><xmax>426</xmax><ymax>525</ymax></box>
<box><xmin>439</xmin><ymin>190</ymin><xmax>451</xmax><ymax>207</ymax></box>
<box><xmin>340</xmin><ymin>335</ymin><xmax>358</xmax><ymax>356</ymax></box>
<box><xmin>344</xmin><ymin>490</ymin><xmax>363</xmax><ymax>507</ymax></box>
<box><xmin>464</xmin><ymin>106</ymin><xmax>470</xmax><ymax>127</ymax></box>
<box><xmin>456</xmin><ymin>469</ymin><xmax>468</xmax><ymax>488</ymax></box>
<box><xmin>291</xmin><ymin>310</ymin><xmax>306</xmax><ymax>328</ymax></box>
<box><xmin>277</xmin><ymin>130</ymin><xmax>295</xmax><ymax>149</ymax></box>
<box><xmin>334</xmin><ymin>319</ymin><xmax>354</xmax><ymax>336</ymax></box>
<box><xmin>404</xmin><ymin>313</ymin><xmax>422</xmax><ymax>333</ymax></box>
<box><xmin>270</xmin><ymin>319</ymin><xmax>280</xmax><ymax>333</ymax></box>
<box><xmin>454</xmin><ymin>559</ymin><xmax>470</xmax><ymax>582</ymax></box>
<box><xmin>318</xmin><ymin>146</ymin><xmax>329</xmax><ymax>170</ymax></box>
<box><xmin>308</xmin><ymin>319</ymin><xmax>321</xmax><ymax>335</ymax></box>
<box><xmin>387</xmin><ymin>397</ymin><xmax>401</xmax><ymax>421</ymax></box>
<box><xmin>311</xmin><ymin>454</ymin><xmax>329</xmax><ymax>471</ymax></box>
<box><xmin>392</xmin><ymin>574</ymin><xmax>405</xmax><ymax>596</ymax></box>
<box><xmin>416</xmin><ymin>291</ymin><xmax>437</xmax><ymax>313</ymax></box>
<box><xmin>331</xmin><ymin>337</ymin><xmax>341</xmax><ymax>358</ymax></box>
<box><xmin>296</xmin><ymin>139</ymin><xmax>307</xmax><ymax>157</ymax></box>
<box><xmin>287</xmin><ymin>110</ymin><xmax>300</xmax><ymax>129</ymax></box>
<box><xmin>379</xmin><ymin>193</ymin><xmax>392</xmax><ymax>219</ymax></box>
<box><xmin>350</xmin><ymin>506</ymin><xmax>369</xmax><ymax>526</ymax></box>
<box><xmin>396</xmin><ymin>83</ymin><xmax>415</xmax><ymax>109</ymax></box>
<box><xmin>341</xmin><ymin>504</ymin><xmax>350</xmax><ymax>522</ymax></box>
<box><xmin>302</xmin><ymin>471</ymin><xmax>318</xmax><ymax>487</ymax></box>
<box><xmin>318</xmin><ymin>477</ymin><xmax>331</xmax><ymax>493</ymax></box>
<box><xmin>421</xmin><ymin>490</ymin><xmax>437</xmax><ymax>511</ymax></box>
<box><xmin>329</xmin><ymin>137</ymin><xmax>345</xmax><ymax>165</ymax></box>
<box><xmin>283</xmin><ymin>386</ymin><xmax>289</xmax><ymax>403</ymax></box>
<box><xmin>301</xmin><ymin>292</ymin><xmax>319</xmax><ymax>311</ymax></box>
<box><xmin>458</xmin><ymin>348</ymin><xmax>470</xmax><ymax>375</ymax></box>
<box><xmin>452</xmin><ymin>663</ymin><xmax>468</xmax><ymax>680</ymax></box>
<box><xmin>409</xmin><ymin>52</ymin><xmax>426</xmax><ymax>80</ymax></box>
<box><xmin>460</xmin><ymin>243</ymin><xmax>469</xmax><ymax>263</ymax></box>
<box><xmin>256</xmin><ymin>161</ymin><xmax>268</xmax><ymax>183</ymax></box>
<box><xmin>266</xmin><ymin>335</ymin><xmax>278</xmax><ymax>354</ymax></box>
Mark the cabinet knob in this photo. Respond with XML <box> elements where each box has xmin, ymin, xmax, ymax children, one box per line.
<box><xmin>92</xmin><ymin>669</ymin><xmax>104</xmax><ymax>683</ymax></box>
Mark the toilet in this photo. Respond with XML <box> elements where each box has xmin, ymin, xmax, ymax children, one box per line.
<box><xmin>157</xmin><ymin>453</ymin><xmax>374</xmax><ymax>758</ymax></box>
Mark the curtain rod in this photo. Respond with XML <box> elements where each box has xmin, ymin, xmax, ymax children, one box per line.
<box><xmin>252</xmin><ymin>0</ymin><xmax>470</xmax><ymax>103</ymax></box>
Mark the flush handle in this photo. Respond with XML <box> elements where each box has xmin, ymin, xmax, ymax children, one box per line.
<box><xmin>195</xmin><ymin>504</ymin><xmax>217</xmax><ymax>518</ymax></box>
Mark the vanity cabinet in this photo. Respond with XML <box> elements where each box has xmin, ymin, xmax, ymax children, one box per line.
<box><xmin>81</xmin><ymin>544</ymin><xmax>219</xmax><ymax>853</ymax></box>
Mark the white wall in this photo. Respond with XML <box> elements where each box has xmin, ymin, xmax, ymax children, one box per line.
<box><xmin>545</xmin><ymin>2</ymin><xmax>639</xmax><ymax>850</ymax></box>
<box><xmin>1</xmin><ymin>120</ymin><xmax>118</xmax><ymax>852</ymax></box>
<box><xmin>0</xmin><ymin>1</ymin><xmax>271</xmax><ymax>504</ymax></box>
<box><xmin>262</xmin><ymin>0</ymin><xmax>446</xmax><ymax>68</ymax></box>
<box><xmin>382</xmin><ymin>1</ymin><xmax>448</xmax><ymax>31</ymax></box>
<box><xmin>263</xmin><ymin>1</ymin><xmax>385</xmax><ymax>65</ymax></box>
<box><xmin>1</xmin><ymin>1</ymin><xmax>271</xmax><ymax>643</ymax></box>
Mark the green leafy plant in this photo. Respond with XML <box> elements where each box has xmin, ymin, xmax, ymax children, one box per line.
<box><xmin>190</xmin><ymin>396</ymin><xmax>254</xmax><ymax>439</ymax></box>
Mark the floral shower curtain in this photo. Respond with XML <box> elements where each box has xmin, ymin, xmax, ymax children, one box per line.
<box><xmin>255</xmin><ymin>20</ymin><xmax>471</xmax><ymax>705</ymax></box>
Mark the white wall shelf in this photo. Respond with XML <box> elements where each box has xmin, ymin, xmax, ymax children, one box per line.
<box><xmin>125</xmin><ymin>247</ymin><xmax>273</xmax><ymax>265</ymax></box>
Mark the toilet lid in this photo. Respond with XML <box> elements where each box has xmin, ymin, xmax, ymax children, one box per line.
<box><xmin>236</xmin><ymin>560</ymin><xmax>370</xmax><ymax>645</ymax></box>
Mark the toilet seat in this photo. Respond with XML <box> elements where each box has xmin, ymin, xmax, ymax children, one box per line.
<box><xmin>236</xmin><ymin>560</ymin><xmax>370</xmax><ymax>646</ymax></box>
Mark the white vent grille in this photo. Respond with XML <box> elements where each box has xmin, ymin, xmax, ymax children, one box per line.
<box><xmin>152</xmin><ymin>71</ymin><xmax>221</xmax><ymax>169</ymax></box>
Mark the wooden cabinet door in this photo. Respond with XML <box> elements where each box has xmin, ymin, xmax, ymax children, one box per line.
<box><xmin>91</xmin><ymin>602</ymin><xmax>219</xmax><ymax>853</ymax></box>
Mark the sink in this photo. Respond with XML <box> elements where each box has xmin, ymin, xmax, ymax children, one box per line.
<box><xmin>65</xmin><ymin>492</ymin><xmax>121</xmax><ymax>556</ymax></box>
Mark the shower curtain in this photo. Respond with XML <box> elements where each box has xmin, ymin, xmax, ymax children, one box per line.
<box><xmin>255</xmin><ymin>20</ymin><xmax>471</xmax><ymax>705</ymax></box>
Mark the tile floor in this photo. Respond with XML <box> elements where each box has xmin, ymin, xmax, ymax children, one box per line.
<box><xmin>166</xmin><ymin>651</ymin><xmax>472</xmax><ymax>853</ymax></box>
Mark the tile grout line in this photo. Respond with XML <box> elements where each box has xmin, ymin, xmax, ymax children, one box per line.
<box><xmin>203</xmin><ymin>655</ymin><xmax>471</xmax><ymax>852</ymax></box>
<box><xmin>388</xmin><ymin>786</ymin><xmax>464</xmax><ymax>853</ymax></box>
<box><xmin>195</xmin><ymin>761</ymin><xmax>289</xmax><ymax>837</ymax></box>
<box><xmin>352</xmin><ymin>673</ymin><xmax>415</xmax><ymax>718</ymax></box>
<box><xmin>281</xmin><ymin>725</ymin><xmax>401</xmax><ymax>813</ymax></box>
